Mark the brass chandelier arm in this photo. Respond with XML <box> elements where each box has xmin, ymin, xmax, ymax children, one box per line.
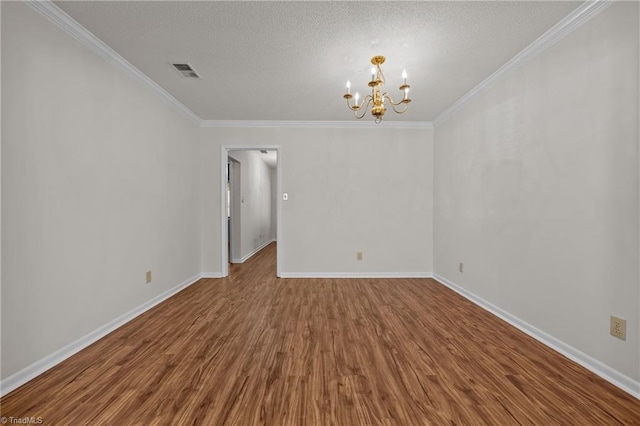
<box><xmin>355</xmin><ymin>106</ymin><xmax>369</xmax><ymax>119</ymax></box>
<box><xmin>381</xmin><ymin>93</ymin><xmax>403</xmax><ymax>106</ymax></box>
<box><xmin>382</xmin><ymin>93</ymin><xmax>411</xmax><ymax>114</ymax></box>
<box><xmin>345</xmin><ymin>97</ymin><xmax>357</xmax><ymax>111</ymax></box>
<box><xmin>390</xmin><ymin>102</ymin><xmax>410</xmax><ymax>114</ymax></box>
<box><xmin>354</xmin><ymin>96</ymin><xmax>373</xmax><ymax>119</ymax></box>
<box><xmin>346</xmin><ymin>95</ymin><xmax>373</xmax><ymax>111</ymax></box>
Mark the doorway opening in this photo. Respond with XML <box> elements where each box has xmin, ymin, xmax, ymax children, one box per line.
<box><xmin>227</xmin><ymin>156</ymin><xmax>241</xmax><ymax>263</ymax></box>
<box><xmin>221</xmin><ymin>146</ymin><xmax>281</xmax><ymax>277</ymax></box>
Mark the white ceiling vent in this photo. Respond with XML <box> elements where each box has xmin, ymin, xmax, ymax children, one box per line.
<box><xmin>172</xmin><ymin>63</ymin><xmax>200</xmax><ymax>78</ymax></box>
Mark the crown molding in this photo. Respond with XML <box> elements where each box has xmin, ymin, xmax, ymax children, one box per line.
<box><xmin>22</xmin><ymin>0</ymin><xmax>433</xmax><ymax>131</ymax></box>
<box><xmin>433</xmin><ymin>0</ymin><xmax>613</xmax><ymax>127</ymax></box>
<box><xmin>27</xmin><ymin>0</ymin><xmax>608</xmax><ymax>131</ymax></box>
<box><xmin>201</xmin><ymin>120</ymin><xmax>433</xmax><ymax>129</ymax></box>
<box><xmin>24</xmin><ymin>0</ymin><xmax>202</xmax><ymax>125</ymax></box>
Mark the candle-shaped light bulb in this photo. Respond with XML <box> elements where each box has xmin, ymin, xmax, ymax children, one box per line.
<box><xmin>371</xmin><ymin>67</ymin><xmax>376</xmax><ymax>81</ymax></box>
<box><xmin>402</xmin><ymin>69</ymin><xmax>407</xmax><ymax>84</ymax></box>
<box><xmin>354</xmin><ymin>92</ymin><xmax>360</xmax><ymax>105</ymax></box>
<box><xmin>346</xmin><ymin>80</ymin><xmax>351</xmax><ymax>94</ymax></box>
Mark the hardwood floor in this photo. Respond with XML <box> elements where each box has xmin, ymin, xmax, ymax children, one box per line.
<box><xmin>2</xmin><ymin>243</ymin><xmax>639</xmax><ymax>424</ymax></box>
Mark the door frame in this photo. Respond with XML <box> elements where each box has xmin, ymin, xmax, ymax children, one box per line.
<box><xmin>220</xmin><ymin>145</ymin><xmax>281</xmax><ymax>277</ymax></box>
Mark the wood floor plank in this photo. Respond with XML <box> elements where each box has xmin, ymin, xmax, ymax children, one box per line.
<box><xmin>2</xmin><ymin>242</ymin><xmax>639</xmax><ymax>424</ymax></box>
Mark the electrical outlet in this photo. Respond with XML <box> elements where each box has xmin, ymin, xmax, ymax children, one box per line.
<box><xmin>610</xmin><ymin>316</ymin><xmax>626</xmax><ymax>340</ymax></box>
<box><xmin>356</xmin><ymin>252</ymin><xmax>363</xmax><ymax>261</ymax></box>
<box><xmin>459</xmin><ymin>262</ymin><xmax>464</xmax><ymax>273</ymax></box>
<box><xmin>146</xmin><ymin>270</ymin><xmax>152</xmax><ymax>284</ymax></box>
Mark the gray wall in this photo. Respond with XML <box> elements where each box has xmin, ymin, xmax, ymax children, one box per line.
<box><xmin>434</xmin><ymin>2</ymin><xmax>639</xmax><ymax>382</ymax></box>
<box><xmin>201</xmin><ymin>127</ymin><xmax>434</xmax><ymax>276</ymax></box>
<box><xmin>1</xmin><ymin>2</ymin><xmax>201</xmax><ymax>379</ymax></box>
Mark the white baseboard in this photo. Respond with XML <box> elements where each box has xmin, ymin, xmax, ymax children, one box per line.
<box><xmin>433</xmin><ymin>273</ymin><xmax>640</xmax><ymax>400</ymax></box>
<box><xmin>200</xmin><ymin>272</ymin><xmax>224</xmax><ymax>278</ymax></box>
<box><xmin>236</xmin><ymin>239</ymin><xmax>274</xmax><ymax>264</ymax></box>
<box><xmin>0</xmin><ymin>273</ymin><xmax>203</xmax><ymax>397</ymax></box>
<box><xmin>11</xmin><ymin>270</ymin><xmax>635</xmax><ymax>401</ymax></box>
<box><xmin>279</xmin><ymin>272</ymin><xmax>433</xmax><ymax>279</ymax></box>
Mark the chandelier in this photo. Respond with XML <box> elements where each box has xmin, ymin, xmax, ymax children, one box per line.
<box><xmin>343</xmin><ymin>55</ymin><xmax>411</xmax><ymax>123</ymax></box>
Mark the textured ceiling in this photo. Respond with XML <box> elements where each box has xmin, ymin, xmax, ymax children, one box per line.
<box><xmin>55</xmin><ymin>1</ymin><xmax>581</xmax><ymax>122</ymax></box>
